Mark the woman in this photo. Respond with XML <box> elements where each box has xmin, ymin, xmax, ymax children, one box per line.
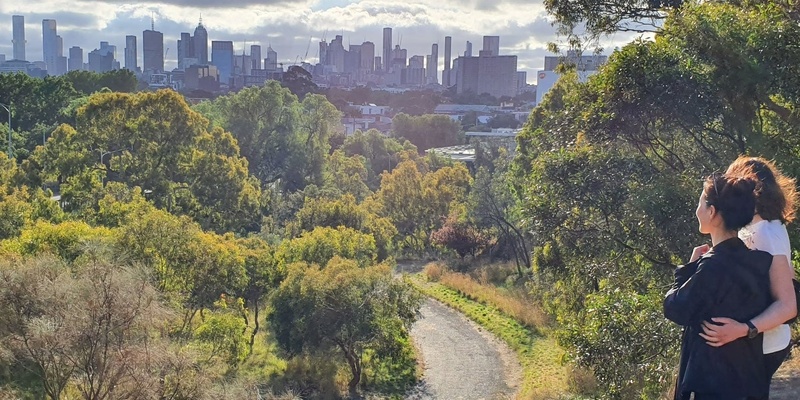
<box><xmin>664</xmin><ymin>172</ymin><xmax>773</xmax><ymax>399</ymax></box>
<box><xmin>700</xmin><ymin>157</ymin><xmax>797</xmax><ymax>384</ymax></box>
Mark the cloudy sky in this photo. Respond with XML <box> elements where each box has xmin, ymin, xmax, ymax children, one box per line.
<box><xmin>0</xmin><ymin>0</ymin><xmax>643</xmax><ymax>84</ymax></box>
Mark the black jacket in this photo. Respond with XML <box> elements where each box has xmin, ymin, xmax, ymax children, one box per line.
<box><xmin>664</xmin><ymin>237</ymin><xmax>772</xmax><ymax>399</ymax></box>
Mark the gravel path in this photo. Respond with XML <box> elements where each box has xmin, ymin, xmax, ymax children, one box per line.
<box><xmin>405</xmin><ymin>298</ymin><xmax>520</xmax><ymax>400</ymax></box>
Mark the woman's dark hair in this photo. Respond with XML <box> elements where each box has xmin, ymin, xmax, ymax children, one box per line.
<box><xmin>726</xmin><ymin>156</ymin><xmax>797</xmax><ymax>224</ymax></box>
<box><xmin>704</xmin><ymin>173</ymin><xmax>758</xmax><ymax>231</ymax></box>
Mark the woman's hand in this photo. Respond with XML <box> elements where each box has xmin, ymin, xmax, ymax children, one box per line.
<box><xmin>690</xmin><ymin>244</ymin><xmax>710</xmax><ymax>263</ymax></box>
<box><xmin>699</xmin><ymin>317</ymin><xmax>748</xmax><ymax>347</ymax></box>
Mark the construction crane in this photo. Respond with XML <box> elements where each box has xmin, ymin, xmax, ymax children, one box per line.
<box><xmin>164</xmin><ymin>47</ymin><xmax>169</xmax><ymax>58</ymax></box>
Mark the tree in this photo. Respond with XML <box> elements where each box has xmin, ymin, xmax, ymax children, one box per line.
<box><xmin>276</xmin><ymin>226</ymin><xmax>377</xmax><ymax>268</ymax></box>
<box><xmin>282</xmin><ymin>65</ymin><xmax>318</xmax><ymax>100</ymax></box>
<box><xmin>63</xmin><ymin>69</ymin><xmax>138</xmax><ymax>95</ymax></box>
<box><xmin>268</xmin><ymin>257</ymin><xmax>421</xmax><ymax>396</ymax></box>
<box><xmin>342</xmin><ymin>129</ymin><xmax>416</xmax><ymax>190</ymax></box>
<box><xmin>32</xmin><ymin>89</ymin><xmax>262</xmax><ymax>233</ymax></box>
<box><xmin>430</xmin><ymin>214</ymin><xmax>489</xmax><ymax>259</ymax></box>
<box><xmin>0</xmin><ymin>254</ymin><xmax>167</xmax><ymax>400</ymax></box>
<box><xmin>391</xmin><ymin>113</ymin><xmax>463</xmax><ymax>152</ymax></box>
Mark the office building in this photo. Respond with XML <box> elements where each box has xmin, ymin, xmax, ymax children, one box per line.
<box><xmin>443</xmin><ymin>36</ymin><xmax>451</xmax><ymax>87</ymax></box>
<box><xmin>374</xmin><ymin>56</ymin><xmax>382</xmax><ymax>71</ymax></box>
<box><xmin>251</xmin><ymin>45</ymin><xmax>261</xmax><ymax>70</ymax></box>
<box><xmin>42</xmin><ymin>19</ymin><xmax>59</xmax><ymax>74</ymax></box>
<box><xmin>124</xmin><ymin>35</ymin><xmax>137</xmax><ymax>71</ymax></box>
<box><xmin>184</xmin><ymin>64</ymin><xmax>219</xmax><ymax>92</ymax></box>
<box><xmin>329</xmin><ymin>35</ymin><xmax>345</xmax><ymax>73</ymax></box>
<box><xmin>464</xmin><ymin>41</ymin><xmax>472</xmax><ymax>57</ymax></box>
<box><xmin>194</xmin><ymin>19</ymin><xmax>208</xmax><ymax>64</ymax></box>
<box><xmin>382</xmin><ymin>27</ymin><xmax>392</xmax><ymax>72</ymax></box>
<box><xmin>455</xmin><ymin>55</ymin><xmax>517</xmax><ymax>98</ymax></box>
<box><xmin>482</xmin><ymin>36</ymin><xmax>500</xmax><ymax>57</ymax></box>
<box><xmin>68</xmin><ymin>46</ymin><xmax>83</xmax><ymax>71</ymax></box>
<box><xmin>211</xmin><ymin>40</ymin><xmax>234</xmax><ymax>85</ymax></box>
<box><xmin>178</xmin><ymin>32</ymin><xmax>194</xmax><ymax>69</ymax></box>
<box><xmin>360</xmin><ymin>41</ymin><xmax>374</xmax><ymax>72</ymax></box>
<box><xmin>12</xmin><ymin>15</ymin><xmax>26</xmax><ymax>61</ymax></box>
<box><xmin>265</xmin><ymin>45</ymin><xmax>277</xmax><ymax>70</ymax></box>
<box><xmin>391</xmin><ymin>45</ymin><xmax>407</xmax><ymax>70</ymax></box>
<box><xmin>543</xmin><ymin>50</ymin><xmax>608</xmax><ymax>71</ymax></box>
<box><xmin>142</xmin><ymin>28</ymin><xmax>164</xmax><ymax>72</ymax></box>
<box><xmin>428</xmin><ymin>43</ymin><xmax>438</xmax><ymax>84</ymax></box>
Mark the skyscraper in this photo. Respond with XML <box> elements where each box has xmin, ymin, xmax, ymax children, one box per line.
<box><xmin>68</xmin><ymin>46</ymin><xmax>83</xmax><ymax>71</ymax></box>
<box><xmin>443</xmin><ymin>36</ymin><xmax>452</xmax><ymax>87</ymax></box>
<box><xmin>464</xmin><ymin>41</ymin><xmax>472</xmax><ymax>57</ymax></box>
<box><xmin>142</xmin><ymin>28</ymin><xmax>164</xmax><ymax>72</ymax></box>
<box><xmin>178</xmin><ymin>32</ymin><xmax>194</xmax><ymax>69</ymax></box>
<box><xmin>211</xmin><ymin>40</ymin><xmax>234</xmax><ymax>85</ymax></box>
<box><xmin>360</xmin><ymin>41</ymin><xmax>374</xmax><ymax>72</ymax></box>
<box><xmin>265</xmin><ymin>45</ymin><xmax>277</xmax><ymax>70</ymax></box>
<box><xmin>382</xmin><ymin>27</ymin><xmax>392</xmax><ymax>72</ymax></box>
<box><xmin>12</xmin><ymin>15</ymin><xmax>26</xmax><ymax>61</ymax></box>
<box><xmin>42</xmin><ymin>19</ymin><xmax>58</xmax><ymax>74</ymax></box>
<box><xmin>329</xmin><ymin>35</ymin><xmax>345</xmax><ymax>73</ymax></box>
<box><xmin>482</xmin><ymin>36</ymin><xmax>500</xmax><ymax>57</ymax></box>
<box><xmin>194</xmin><ymin>19</ymin><xmax>208</xmax><ymax>65</ymax></box>
<box><xmin>125</xmin><ymin>35</ymin><xmax>137</xmax><ymax>71</ymax></box>
<box><xmin>251</xmin><ymin>45</ymin><xmax>261</xmax><ymax>70</ymax></box>
<box><xmin>428</xmin><ymin>43</ymin><xmax>438</xmax><ymax>84</ymax></box>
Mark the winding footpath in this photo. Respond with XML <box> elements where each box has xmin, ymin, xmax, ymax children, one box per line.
<box><xmin>405</xmin><ymin>296</ymin><xmax>520</xmax><ymax>399</ymax></box>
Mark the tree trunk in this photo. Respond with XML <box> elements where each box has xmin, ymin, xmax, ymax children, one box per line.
<box><xmin>249</xmin><ymin>299</ymin><xmax>260</xmax><ymax>353</ymax></box>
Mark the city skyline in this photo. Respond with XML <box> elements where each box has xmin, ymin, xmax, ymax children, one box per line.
<box><xmin>0</xmin><ymin>1</ymin><xmax>639</xmax><ymax>84</ymax></box>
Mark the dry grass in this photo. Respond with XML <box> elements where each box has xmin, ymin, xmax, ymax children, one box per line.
<box><xmin>423</xmin><ymin>262</ymin><xmax>446</xmax><ymax>282</ymax></box>
<box><xmin>425</xmin><ymin>262</ymin><xmax>549</xmax><ymax>331</ymax></box>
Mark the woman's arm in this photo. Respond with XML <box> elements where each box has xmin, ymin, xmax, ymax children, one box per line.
<box><xmin>664</xmin><ymin>254</ymin><xmax>718</xmax><ymax>327</ymax></box>
<box><xmin>700</xmin><ymin>254</ymin><xmax>796</xmax><ymax>346</ymax></box>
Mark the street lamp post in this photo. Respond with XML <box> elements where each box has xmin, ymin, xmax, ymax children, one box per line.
<box><xmin>0</xmin><ymin>103</ymin><xmax>11</xmax><ymax>159</ymax></box>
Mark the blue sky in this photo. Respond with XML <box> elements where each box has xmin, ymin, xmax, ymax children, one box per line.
<box><xmin>0</xmin><ymin>0</ymin><xmax>642</xmax><ymax>83</ymax></box>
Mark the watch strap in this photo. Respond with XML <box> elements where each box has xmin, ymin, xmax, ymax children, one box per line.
<box><xmin>745</xmin><ymin>320</ymin><xmax>758</xmax><ymax>339</ymax></box>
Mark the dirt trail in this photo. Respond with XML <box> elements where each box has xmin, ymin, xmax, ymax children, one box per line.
<box><xmin>405</xmin><ymin>298</ymin><xmax>520</xmax><ymax>400</ymax></box>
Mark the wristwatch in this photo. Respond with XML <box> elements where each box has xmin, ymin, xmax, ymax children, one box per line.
<box><xmin>745</xmin><ymin>320</ymin><xmax>759</xmax><ymax>339</ymax></box>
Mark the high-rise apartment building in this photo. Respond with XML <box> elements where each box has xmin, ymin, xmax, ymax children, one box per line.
<box><xmin>12</xmin><ymin>15</ymin><xmax>26</xmax><ymax>61</ymax></box>
<box><xmin>194</xmin><ymin>20</ymin><xmax>208</xmax><ymax>65</ymax></box>
<box><xmin>124</xmin><ymin>35</ymin><xmax>137</xmax><ymax>71</ymax></box>
<box><xmin>251</xmin><ymin>45</ymin><xmax>261</xmax><ymax>70</ymax></box>
<box><xmin>42</xmin><ymin>19</ymin><xmax>59</xmax><ymax>74</ymax></box>
<box><xmin>382</xmin><ymin>27</ymin><xmax>392</xmax><ymax>72</ymax></box>
<box><xmin>142</xmin><ymin>28</ymin><xmax>164</xmax><ymax>72</ymax></box>
<box><xmin>211</xmin><ymin>40</ymin><xmax>234</xmax><ymax>85</ymax></box>
<box><xmin>482</xmin><ymin>36</ymin><xmax>500</xmax><ymax>57</ymax></box>
<box><xmin>391</xmin><ymin>45</ymin><xmax>407</xmax><ymax>70</ymax></box>
<box><xmin>68</xmin><ymin>46</ymin><xmax>83</xmax><ymax>71</ymax></box>
<box><xmin>443</xmin><ymin>36</ymin><xmax>451</xmax><ymax>87</ymax></box>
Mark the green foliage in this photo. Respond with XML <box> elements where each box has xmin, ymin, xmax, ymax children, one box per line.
<box><xmin>269</xmin><ymin>257</ymin><xmax>421</xmax><ymax>394</ymax></box>
<box><xmin>2</xmin><ymin>221</ymin><xmax>112</xmax><ymax>262</ymax></box>
<box><xmin>558</xmin><ymin>286</ymin><xmax>680</xmax><ymax>398</ymax></box>
<box><xmin>32</xmin><ymin>89</ymin><xmax>261</xmax><ymax>233</ymax></box>
<box><xmin>391</xmin><ymin>113</ymin><xmax>463</xmax><ymax>152</ymax></box>
<box><xmin>196</xmin><ymin>81</ymin><xmax>340</xmax><ymax>193</ymax></box>
<box><xmin>276</xmin><ymin>226</ymin><xmax>377</xmax><ymax>268</ymax></box>
<box><xmin>373</xmin><ymin>159</ymin><xmax>472</xmax><ymax>251</ymax></box>
<box><xmin>195</xmin><ymin>308</ymin><xmax>250</xmax><ymax>365</ymax></box>
<box><xmin>0</xmin><ymin>73</ymin><xmax>78</xmax><ymax>133</ymax></box>
<box><xmin>342</xmin><ymin>129</ymin><xmax>416</xmax><ymax>190</ymax></box>
<box><xmin>62</xmin><ymin>69</ymin><xmax>138</xmax><ymax>95</ymax></box>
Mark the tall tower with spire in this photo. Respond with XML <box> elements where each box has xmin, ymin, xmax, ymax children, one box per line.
<box><xmin>194</xmin><ymin>17</ymin><xmax>208</xmax><ymax>65</ymax></box>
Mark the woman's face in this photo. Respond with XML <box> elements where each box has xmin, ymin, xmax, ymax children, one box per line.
<box><xmin>695</xmin><ymin>190</ymin><xmax>714</xmax><ymax>234</ymax></box>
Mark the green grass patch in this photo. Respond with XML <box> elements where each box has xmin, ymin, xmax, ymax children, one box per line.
<box><xmin>406</xmin><ymin>273</ymin><xmax>577</xmax><ymax>400</ymax></box>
